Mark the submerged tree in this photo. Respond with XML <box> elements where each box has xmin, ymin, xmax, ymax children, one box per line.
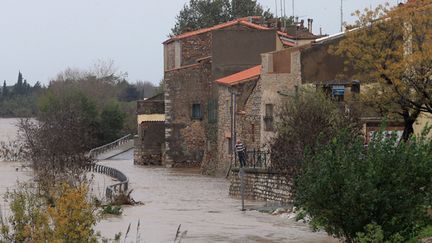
<box><xmin>333</xmin><ymin>0</ymin><xmax>432</xmax><ymax>140</ymax></box>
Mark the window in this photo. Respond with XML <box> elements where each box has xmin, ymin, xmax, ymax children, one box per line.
<box><xmin>208</xmin><ymin>99</ymin><xmax>218</xmax><ymax>123</ymax></box>
<box><xmin>192</xmin><ymin>103</ymin><xmax>202</xmax><ymax>120</ymax></box>
<box><xmin>251</xmin><ymin>124</ymin><xmax>255</xmax><ymax>142</ymax></box>
<box><xmin>351</xmin><ymin>81</ymin><xmax>360</xmax><ymax>94</ymax></box>
<box><xmin>332</xmin><ymin>85</ymin><xmax>345</xmax><ymax>102</ymax></box>
<box><xmin>264</xmin><ymin>104</ymin><xmax>274</xmax><ymax>131</ymax></box>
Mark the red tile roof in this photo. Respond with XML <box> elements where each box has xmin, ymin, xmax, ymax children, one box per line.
<box><xmin>282</xmin><ymin>40</ymin><xmax>296</xmax><ymax>47</ymax></box>
<box><xmin>164</xmin><ymin>18</ymin><xmax>270</xmax><ymax>44</ymax></box>
<box><xmin>216</xmin><ymin>65</ymin><xmax>261</xmax><ymax>86</ymax></box>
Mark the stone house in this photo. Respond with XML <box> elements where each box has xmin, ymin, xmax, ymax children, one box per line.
<box><xmin>136</xmin><ymin>16</ymin><xmax>323</xmax><ymax>173</ymax></box>
<box><xmin>134</xmin><ymin>93</ymin><xmax>165</xmax><ymax>165</ymax></box>
<box><xmin>162</xmin><ymin>17</ymin><xmax>311</xmax><ymax>170</ymax></box>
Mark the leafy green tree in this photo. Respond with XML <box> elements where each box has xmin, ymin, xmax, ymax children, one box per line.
<box><xmin>333</xmin><ymin>1</ymin><xmax>432</xmax><ymax>140</ymax></box>
<box><xmin>29</xmin><ymin>89</ymin><xmax>99</xmax><ymax>175</ymax></box>
<box><xmin>1</xmin><ymin>81</ymin><xmax>7</xmax><ymax>98</ymax></box>
<box><xmin>98</xmin><ymin>101</ymin><xmax>126</xmax><ymax>144</ymax></box>
<box><xmin>172</xmin><ymin>0</ymin><xmax>231</xmax><ymax>35</ymax></box>
<box><xmin>270</xmin><ymin>89</ymin><xmax>361</xmax><ymax>169</ymax></box>
<box><xmin>171</xmin><ymin>0</ymin><xmax>273</xmax><ymax>35</ymax></box>
<box><xmin>231</xmin><ymin>0</ymin><xmax>267</xmax><ymax>18</ymax></box>
<box><xmin>33</xmin><ymin>81</ymin><xmax>42</xmax><ymax>92</ymax></box>
<box><xmin>295</xmin><ymin>130</ymin><xmax>432</xmax><ymax>242</ymax></box>
<box><xmin>14</xmin><ymin>71</ymin><xmax>24</xmax><ymax>95</ymax></box>
<box><xmin>0</xmin><ymin>182</ymin><xmax>98</xmax><ymax>243</ymax></box>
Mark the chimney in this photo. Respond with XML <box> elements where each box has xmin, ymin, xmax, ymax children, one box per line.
<box><xmin>308</xmin><ymin>18</ymin><xmax>313</xmax><ymax>33</ymax></box>
<box><xmin>300</xmin><ymin>19</ymin><xmax>304</xmax><ymax>28</ymax></box>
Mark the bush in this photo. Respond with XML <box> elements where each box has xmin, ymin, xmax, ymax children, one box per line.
<box><xmin>0</xmin><ymin>182</ymin><xmax>98</xmax><ymax>242</ymax></box>
<box><xmin>270</xmin><ymin>89</ymin><xmax>361</xmax><ymax>170</ymax></box>
<box><xmin>295</xmin><ymin>130</ymin><xmax>432</xmax><ymax>242</ymax></box>
<box><xmin>102</xmin><ymin>205</ymin><xmax>123</xmax><ymax>216</ymax></box>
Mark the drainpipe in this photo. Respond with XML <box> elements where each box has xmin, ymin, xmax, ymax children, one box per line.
<box><xmin>226</xmin><ymin>87</ymin><xmax>238</xmax><ymax>178</ymax></box>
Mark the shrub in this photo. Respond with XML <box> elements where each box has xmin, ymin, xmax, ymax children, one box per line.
<box><xmin>270</xmin><ymin>89</ymin><xmax>361</xmax><ymax>170</ymax></box>
<box><xmin>0</xmin><ymin>182</ymin><xmax>98</xmax><ymax>242</ymax></box>
<box><xmin>295</xmin><ymin>130</ymin><xmax>432</xmax><ymax>242</ymax></box>
<box><xmin>102</xmin><ymin>205</ymin><xmax>123</xmax><ymax>216</ymax></box>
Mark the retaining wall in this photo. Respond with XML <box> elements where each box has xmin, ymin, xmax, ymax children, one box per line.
<box><xmin>229</xmin><ymin>168</ymin><xmax>296</xmax><ymax>204</ymax></box>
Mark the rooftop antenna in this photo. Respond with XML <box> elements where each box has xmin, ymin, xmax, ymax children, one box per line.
<box><xmin>275</xmin><ymin>0</ymin><xmax>278</xmax><ymax>18</ymax></box>
<box><xmin>340</xmin><ymin>0</ymin><xmax>344</xmax><ymax>32</ymax></box>
<box><xmin>280</xmin><ymin>0</ymin><xmax>283</xmax><ymax>19</ymax></box>
<box><xmin>292</xmin><ymin>0</ymin><xmax>295</xmax><ymax>17</ymax></box>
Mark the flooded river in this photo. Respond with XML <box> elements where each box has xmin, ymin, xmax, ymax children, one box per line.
<box><xmin>1</xmin><ymin>118</ymin><xmax>336</xmax><ymax>242</ymax></box>
<box><xmin>0</xmin><ymin>119</ymin><xmax>32</xmax><ymax>209</ymax></box>
<box><xmin>95</xmin><ymin>152</ymin><xmax>337</xmax><ymax>243</ymax></box>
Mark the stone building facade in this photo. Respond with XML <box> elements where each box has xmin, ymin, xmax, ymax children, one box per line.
<box><xmin>163</xmin><ymin>18</ymin><xmax>289</xmax><ymax>170</ymax></box>
<box><xmin>215</xmin><ymin>47</ymin><xmax>304</xmax><ymax>175</ymax></box>
<box><xmin>221</xmin><ymin>35</ymin><xmax>360</xmax><ymax>202</ymax></box>
<box><xmin>134</xmin><ymin>94</ymin><xmax>165</xmax><ymax>165</ymax></box>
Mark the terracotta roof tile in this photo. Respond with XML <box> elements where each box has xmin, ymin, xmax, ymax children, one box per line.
<box><xmin>164</xmin><ymin>18</ymin><xmax>271</xmax><ymax>44</ymax></box>
<box><xmin>216</xmin><ymin>65</ymin><xmax>261</xmax><ymax>86</ymax></box>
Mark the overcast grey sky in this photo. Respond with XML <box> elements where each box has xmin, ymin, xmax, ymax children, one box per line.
<box><xmin>0</xmin><ymin>0</ymin><xmax>401</xmax><ymax>85</ymax></box>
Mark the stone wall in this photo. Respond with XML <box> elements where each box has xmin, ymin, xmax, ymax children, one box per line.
<box><xmin>134</xmin><ymin>94</ymin><xmax>165</xmax><ymax>165</ymax></box>
<box><xmin>259</xmin><ymin>50</ymin><xmax>302</xmax><ymax>148</ymax></box>
<box><xmin>134</xmin><ymin>121</ymin><xmax>165</xmax><ymax>165</ymax></box>
<box><xmin>164</xmin><ymin>60</ymin><xmax>215</xmax><ymax>167</ymax></box>
<box><xmin>136</xmin><ymin>93</ymin><xmax>164</xmax><ymax>114</ymax></box>
<box><xmin>181</xmin><ymin>32</ymin><xmax>212</xmax><ymax>66</ymax></box>
<box><xmin>229</xmin><ymin>168</ymin><xmax>295</xmax><ymax>203</ymax></box>
<box><xmin>216</xmin><ymin>79</ymin><xmax>262</xmax><ymax>175</ymax></box>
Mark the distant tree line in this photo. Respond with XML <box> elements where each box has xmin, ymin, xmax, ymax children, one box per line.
<box><xmin>0</xmin><ymin>72</ymin><xmax>43</xmax><ymax>117</ymax></box>
<box><xmin>0</xmin><ymin>70</ymin><xmax>162</xmax><ymax>119</ymax></box>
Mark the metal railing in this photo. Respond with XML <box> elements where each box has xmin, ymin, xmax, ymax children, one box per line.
<box><xmin>87</xmin><ymin>134</ymin><xmax>132</xmax><ymax>160</ymax></box>
<box><xmin>86</xmin><ymin>134</ymin><xmax>132</xmax><ymax>200</ymax></box>
<box><xmin>87</xmin><ymin>163</ymin><xmax>129</xmax><ymax>200</ymax></box>
<box><xmin>234</xmin><ymin>149</ymin><xmax>270</xmax><ymax>169</ymax></box>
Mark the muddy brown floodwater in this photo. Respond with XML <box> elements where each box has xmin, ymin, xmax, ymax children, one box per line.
<box><xmin>0</xmin><ymin>119</ymin><xmax>32</xmax><ymax>215</ymax></box>
<box><xmin>95</xmin><ymin>151</ymin><xmax>337</xmax><ymax>243</ymax></box>
<box><xmin>0</xmin><ymin>119</ymin><xmax>337</xmax><ymax>242</ymax></box>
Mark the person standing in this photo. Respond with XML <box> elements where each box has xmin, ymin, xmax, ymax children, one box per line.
<box><xmin>236</xmin><ymin>139</ymin><xmax>246</xmax><ymax>168</ymax></box>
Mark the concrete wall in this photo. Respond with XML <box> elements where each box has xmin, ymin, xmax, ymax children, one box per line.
<box><xmin>229</xmin><ymin>168</ymin><xmax>296</xmax><ymax>203</ymax></box>
<box><xmin>212</xmin><ymin>29</ymin><xmax>277</xmax><ymax>80</ymax></box>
